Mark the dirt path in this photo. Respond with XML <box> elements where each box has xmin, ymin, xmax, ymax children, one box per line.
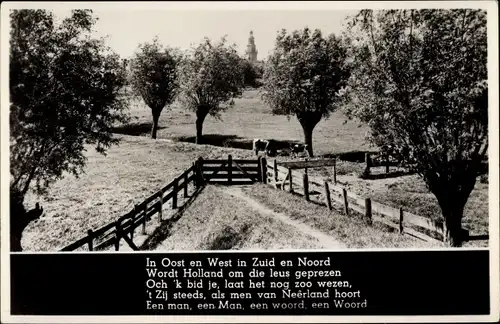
<box><xmin>222</xmin><ymin>186</ymin><xmax>347</xmax><ymax>249</ymax></box>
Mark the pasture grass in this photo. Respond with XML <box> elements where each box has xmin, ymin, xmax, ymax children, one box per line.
<box><xmin>124</xmin><ymin>89</ymin><xmax>488</xmax><ymax>243</ymax></box>
<box><xmin>22</xmin><ymin>89</ymin><xmax>490</xmax><ymax>250</ymax></box>
<box><xmin>303</xmin><ymin>165</ymin><xmax>489</xmax><ymax>247</ymax></box>
<box><xmin>120</xmin><ymin>89</ymin><xmax>372</xmax><ymax>156</ymax></box>
<box><xmin>240</xmin><ymin>184</ymin><xmax>443</xmax><ymax>249</ymax></box>
<box><xmin>22</xmin><ymin>135</ymin><xmax>257</xmax><ymax>251</ymax></box>
<box><xmin>152</xmin><ymin>185</ymin><xmax>325</xmax><ymax>250</ymax></box>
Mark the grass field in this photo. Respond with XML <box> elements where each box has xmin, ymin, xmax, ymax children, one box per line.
<box><xmin>21</xmin><ymin>88</ymin><xmax>489</xmax><ymax>250</ymax></box>
<box><xmin>148</xmin><ymin>185</ymin><xmax>327</xmax><ymax>251</ymax></box>
<box><xmin>305</xmin><ymin>165</ymin><xmax>489</xmax><ymax>247</ymax></box>
<box><xmin>239</xmin><ymin>184</ymin><xmax>441</xmax><ymax>249</ymax></box>
<box><xmin>120</xmin><ymin>88</ymin><xmax>489</xmax><ymax>239</ymax></box>
<box><xmin>115</xmin><ymin>89</ymin><xmax>372</xmax><ymax>156</ymax></box>
<box><xmin>140</xmin><ymin>183</ymin><xmax>438</xmax><ymax>250</ymax></box>
<box><xmin>22</xmin><ymin>135</ymin><xmax>256</xmax><ymax>251</ymax></box>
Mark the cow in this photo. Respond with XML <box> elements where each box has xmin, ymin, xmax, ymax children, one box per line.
<box><xmin>252</xmin><ymin>139</ymin><xmax>277</xmax><ymax>157</ymax></box>
<box><xmin>290</xmin><ymin>143</ymin><xmax>310</xmax><ymax>158</ymax></box>
<box><xmin>252</xmin><ymin>139</ymin><xmax>266</xmax><ymax>155</ymax></box>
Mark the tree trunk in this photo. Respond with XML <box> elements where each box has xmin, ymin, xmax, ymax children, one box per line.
<box><xmin>151</xmin><ymin>109</ymin><xmax>161</xmax><ymax>139</ymax></box>
<box><xmin>195</xmin><ymin>110</ymin><xmax>208</xmax><ymax>145</ymax></box>
<box><xmin>10</xmin><ymin>188</ymin><xmax>27</xmax><ymax>252</ymax></box>
<box><xmin>297</xmin><ymin>111</ymin><xmax>322</xmax><ymax>158</ymax></box>
<box><xmin>11</xmin><ymin>203</ymin><xmax>44</xmax><ymax>251</ymax></box>
<box><xmin>441</xmin><ymin>202</ymin><xmax>466</xmax><ymax>247</ymax></box>
<box><xmin>303</xmin><ymin>126</ymin><xmax>314</xmax><ymax>157</ymax></box>
<box><xmin>427</xmin><ymin>168</ymin><xmax>477</xmax><ymax>248</ymax></box>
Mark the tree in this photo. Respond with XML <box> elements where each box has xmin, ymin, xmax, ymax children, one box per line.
<box><xmin>242</xmin><ymin>59</ymin><xmax>263</xmax><ymax>88</ymax></box>
<box><xmin>344</xmin><ymin>9</ymin><xmax>487</xmax><ymax>246</ymax></box>
<box><xmin>9</xmin><ymin>9</ymin><xmax>129</xmax><ymax>251</ymax></box>
<box><xmin>130</xmin><ymin>38</ymin><xmax>180</xmax><ymax>139</ymax></box>
<box><xmin>177</xmin><ymin>37</ymin><xmax>244</xmax><ymax>144</ymax></box>
<box><xmin>261</xmin><ymin>28</ymin><xmax>350</xmax><ymax>157</ymax></box>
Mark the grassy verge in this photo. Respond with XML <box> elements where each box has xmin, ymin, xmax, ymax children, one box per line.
<box><xmin>151</xmin><ymin>185</ymin><xmax>325</xmax><ymax>250</ymax></box>
<box><xmin>304</xmin><ymin>164</ymin><xmax>489</xmax><ymax>244</ymax></box>
<box><xmin>239</xmin><ymin>184</ymin><xmax>443</xmax><ymax>249</ymax></box>
<box><xmin>22</xmin><ymin>135</ymin><xmax>257</xmax><ymax>251</ymax></box>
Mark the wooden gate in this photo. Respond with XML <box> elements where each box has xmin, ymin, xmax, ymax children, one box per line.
<box><xmin>200</xmin><ymin>155</ymin><xmax>261</xmax><ymax>185</ymax></box>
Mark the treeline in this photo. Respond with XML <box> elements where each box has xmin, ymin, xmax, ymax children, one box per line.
<box><xmin>9</xmin><ymin>9</ymin><xmax>487</xmax><ymax>249</ymax></box>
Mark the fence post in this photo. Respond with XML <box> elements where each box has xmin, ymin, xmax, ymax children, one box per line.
<box><xmin>303</xmin><ymin>173</ymin><xmax>309</xmax><ymax>201</ymax></box>
<box><xmin>386</xmin><ymin>154</ymin><xmax>390</xmax><ymax>174</ymax></box>
<box><xmin>159</xmin><ymin>189</ymin><xmax>163</xmax><ymax>222</ymax></box>
<box><xmin>288</xmin><ymin>168</ymin><xmax>293</xmax><ymax>193</ymax></box>
<box><xmin>324</xmin><ymin>181</ymin><xmax>332</xmax><ymax>211</ymax></box>
<box><xmin>399</xmin><ymin>207</ymin><xmax>404</xmax><ymax>233</ymax></box>
<box><xmin>228</xmin><ymin>154</ymin><xmax>232</xmax><ymax>185</ymax></box>
<box><xmin>333</xmin><ymin>158</ymin><xmax>337</xmax><ymax>184</ymax></box>
<box><xmin>198</xmin><ymin>157</ymin><xmax>204</xmax><ymax>186</ymax></box>
<box><xmin>192</xmin><ymin>162</ymin><xmax>198</xmax><ymax>188</ymax></box>
<box><xmin>342</xmin><ymin>188</ymin><xmax>349</xmax><ymax>215</ymax></box>
<box><xmin>305</xmin><ymin>158</ymin><xmax>308</xmax><ymax>175</ymax></box>
<box><xmin>87</xmin><ymin>229</ymin><xmax>93</xmax><ymax>251</ymax></box>
<box><xmin>365</xmin><ymin>153</ymin><xmax>371</xmax><ymax>173</ymax></box>
<box><xmin>114</xmin><ymin>221</ymin><xmax>121</xmax><ymax>251</ymax></box>
<box><xmin>261</xmin><ymin>157</ymin><xmax>267</xmax><ymax>184</ymax></box>
<box><xmin>142</xmin><ymin>202</ymin><xmax>147</xmax><ymax>235</ymax></box>
<box><xmin>131</xmin><ymin>205</ymin><xmax>137</xmax><ymax>240</ymax></box>
<box><xmin>273</xmin><ymin>159</ymin><xmax>278</xmax><ymax>187</ymax></box>
<box><xmin>194</xmin><ymin>162</ymin><xmax>198</xmax><ymax>188</ymax></box>
<box><xmin>365</xmin><ymin>198</ymin><xmax>372</xmax><ymax>224</ymax></box>
<box><xmin>184</xmin><ymin>171</ymin><xmax>188</xmax><ymax>198</ymax></box>
<box><xmin>172</xmin><ymin>178</ymin><xmax>178</xmax><ymax>209</ymax></box>
<box><xmin>257</xmin><ymin>157</ymin><xmax>262</xmax><ymax>183</ymax></box>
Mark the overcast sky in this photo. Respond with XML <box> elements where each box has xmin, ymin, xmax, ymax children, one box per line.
<box><xmin>53</xmin><ymin>9</ymin><xmax>358</xmax><ymax>60</ymax></box>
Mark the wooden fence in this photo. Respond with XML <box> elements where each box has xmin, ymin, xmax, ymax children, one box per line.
<box><xmin>60</xmin><ymin>155</ymin><xmax>263</xmax><ymax>252</ymax></box>
<box><xmin>266</xmin><ymin>159</ymin><xmax>473</xmax><ymax>244</ymax></box>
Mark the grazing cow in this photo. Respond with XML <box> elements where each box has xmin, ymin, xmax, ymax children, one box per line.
<box><xmin>290</xmin><ymin>143</ymin><xmax>310</xmax><ymax>158</ymax></box>
<box><xmin>253</xmin><ymin>139</ymin><xmax>267</xmax><ymax>156</ymax></box>
<box><xmin>252</xmin><ymin>139</ymin><xmax>277</xmax><ymax>157</ymax></box>
<box><xmin>265</xmin><ymin>140</ymin><xmax>277</xmax><ymax>157</ymax></box>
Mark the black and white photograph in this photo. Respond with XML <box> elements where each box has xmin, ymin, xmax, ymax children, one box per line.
<box><xmin>1</xmin><ymin>1</ymin><xmax>499</xmax><ymax>323</ymax></box>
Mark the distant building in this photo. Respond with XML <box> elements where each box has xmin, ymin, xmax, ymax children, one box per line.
<box><xmin>245</xmin><ymin>30</ymin><xmax>258</xmax><ymax>62</ymax></box>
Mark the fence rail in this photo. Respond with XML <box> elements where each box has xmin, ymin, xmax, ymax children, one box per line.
<box><xmin>266</xmin><ymin>159</ymin><xmax>485</xmax><ymax>245</ymax></box>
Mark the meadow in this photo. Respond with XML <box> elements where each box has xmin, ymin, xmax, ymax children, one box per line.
<box><xmin>22</xmin><ymin>88</ymin><xmax>489</xmax><ymax>250</ymax></box>
<box><xmin>119</xmin><ymin>88</ymin><xmax>489</xmax><ymax>240</ymax></box>
<box><xmin>116</xmin><ymin>89</ymin><xmax>373</xmax><ymax>155</ymax></box>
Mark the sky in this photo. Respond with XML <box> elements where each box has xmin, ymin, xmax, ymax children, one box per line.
<box><xmin>54</xmin><ymin>8</ymin><xmax>358</xmax><ymax>60</ymax></box>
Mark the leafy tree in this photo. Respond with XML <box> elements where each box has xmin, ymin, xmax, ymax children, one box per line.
<box><xmin>130</xmin><ymin>38</ymin><xmax>180</xmax><ymax>139</ymax></box>
<box><xmin>261</xmin><ymin>28</ymin><xmax>350</xmax><ymax>157</ymax></box>
<box><xmin>242</xmin><ymin>59</ymin><xmax>263</xmax><ymax>88</ymax></box>
<box><xmin>9</xmin><ymin>9</ymin><xmax>129</xmax><ymax>251</ymax></box>
<box><xmin>344</xmin><ymin>9</ymin><xmax>487</xmax><ymax>246</ymax></box>
<box><xmin>177</xmin><ymin>37</ymin><xmax>244</xmax><ymax>144</ymax></box>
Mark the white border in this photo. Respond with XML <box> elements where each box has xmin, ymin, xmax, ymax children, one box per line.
<box><xmin>1</xmin><ymin>1</ymin><xmax>499</xmax><ymax>323</ymax></box>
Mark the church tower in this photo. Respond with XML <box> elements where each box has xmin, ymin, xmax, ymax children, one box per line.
<box><xmin>246</xmin><ymin>30</ymin><xmax>258</xmax><ymax>62</ymax></box>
